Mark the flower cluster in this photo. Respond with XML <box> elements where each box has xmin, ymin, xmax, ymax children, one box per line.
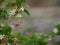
<box><xmin>8</xmin><ymin>6</ymin><xmax>24</xmax><ymax>18</ymax></box>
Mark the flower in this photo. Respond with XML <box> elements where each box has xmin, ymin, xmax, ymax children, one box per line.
<box><xmin>19</xmin><ymin>7</ymin><xmax>24</xmax><ymax>12</ymax></box>
<box><xmin>8</xmin><ymin>9</ymin><xmax>16</xmax><ymax>17</ymax></box>
<box><xmin>13</xmin><ymin>6</ymin><xmax>18</xmax><ymax>12</ymax></box>
<box><xmin>53</xmin><ymin>28</ymin><xmax>58</xmax><ymax>34</ymax></box>
<box><xmin>14</xmin><ymin>23</ymin><xmax>20</xmax><ymax>28</ymax></box>
<box><xmin>16</xmin><ymin>14</ymin><xmax>22</xmax><ymax>18</ymax></box>
<box><xmin>0</xmin><ymin>34</ymin><xmax>5</xmax><ymax>39</ymax></box>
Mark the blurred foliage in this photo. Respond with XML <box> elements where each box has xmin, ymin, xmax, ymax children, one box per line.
<box><xmin>55</xmin><ymin>24</ymin><xmax>60</xmax><ymax>35</ymax></box>
<box><xmin>0</xmin><ymin>0</ymin><xmax>4</xmax><ymax>5</ymax></box>
<box><xmin>0</xmin><ymin>9</ymin><xmax>8</xmax><ymax>19</ymax></box>
<box><xmin>8</xmin><ymin>32</ymin><xmax>48</xmax><ymax>45</ymax></box>
<box><xmin>0</xmin><ymin>23</ymin><xmax>59</xmax><ymax>45</ymax></box>
<box><xmin>55</xmin><ymin>41</ymin><xmax>60</xmax><ymax>45</ymax></box>
<box><xmin>0</xmin><ymin>23</ymin><xmax>12</xmax><ymax>36</ymax></box>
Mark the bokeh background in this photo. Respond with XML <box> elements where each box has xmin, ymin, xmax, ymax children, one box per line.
<box><xmin>21</xmin><ymin>0</ymin><xmax>60</xmax><ymax>34</ymax></box>
<box><xmin>20</xmin><ymin>0</ymin><xmax>60</xmax><ymax>45</ymax></box>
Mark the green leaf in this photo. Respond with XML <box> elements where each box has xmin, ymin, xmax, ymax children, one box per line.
<box><xmin>24</xmin><ymin>9</ymin><xmax>30</xmax><ymax>16</ymax></box>
<box><xmin>16</xmin><ymin>0</ymin><xmax>26</xmax><ymax>4</ymax></box>
<box><xmin>16</xmin><ymin>0</ymin><xmax>26</xmax><ymax>8</ymax></box>
<box><xmin>6</xmin><ymin>3</ymin><xmax>16</xmax><ymax>9</ymax></box>
<box><xmin>0</xmin><ymin>0</ymin><xmax>4</xmax><ymax>6</ymax></box>
<box><xmin>0</xmin><ymin>9</ymin><xmax>8</xmax><ymax>19</ymax></box>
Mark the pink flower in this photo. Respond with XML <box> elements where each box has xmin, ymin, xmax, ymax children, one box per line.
<box><xmin>14</xmin><ymin>24</ymin><xmax>20</xmax><ymax>28</ymax></box>
<box><xmin>13</xmin><ymin>6</ymin><xmax>18</xmax><ymax>12</ymax></box>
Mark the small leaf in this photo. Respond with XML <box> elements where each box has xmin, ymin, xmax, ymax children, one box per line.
<box><xmin>24</xmin><ymin>9</ymin><xmax>30</xmax><ymax>16</ymax></box>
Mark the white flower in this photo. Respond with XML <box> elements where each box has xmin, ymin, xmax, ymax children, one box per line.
<box><xmin>0</xmin><ymin>34</ymin><xmax>5</xmax><ymax>39</ymax></box>
<box><xmin>19</xmin><ymin>7</ymin><xmax>24</xmax><ymax>11</ymax></box>
<box><xmin>8</xmin><ymin>9</ymin><xmax>16</xmax><ymax>16</ymax></box>
<box><xmin>16</xmin><ymin>14</ymin><xmax>22</xmax><ymax>18</ymax></box>
<box><xmin>53</xmin><ymin>28</ymin><xmax>58</xmax><ymax>33</ymax></box>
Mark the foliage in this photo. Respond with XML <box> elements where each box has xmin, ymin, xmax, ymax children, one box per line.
<box><xmin>0</xmin><ymin>0</ymin><xmax>4</xmax><ymax>5</ymax></box>
<box><xmin>0</xmin><ymin>23</ymin><xmax>12</xmax><ymax>36</ymax></box>
<box><xmin>0</xmin><ymin>9</ymin><xmax>8</xmax><ymax>19</ymax></box>
<box><xmin>0</xmin><ymin>0</ymin><xmax>30</xmax><ymax>19</ymax></box>
<box><xmin>4</xmin><ymin>31</ymin><xmax>58</xmax><ymax>45</ymax></box>
<box><xmin>55</xmin><ymin>41</ymin><xmax>60</xmax><ymax>45</ymax></box>
<box><xmin>55</xmin><ymin>24</ymin><xmax>60</xmax><ymax>35</ymax></box>
<box><xmin>0</xmin><ymin>23</ymin><xmax>59</xmax><ymax>45</ymax></box>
